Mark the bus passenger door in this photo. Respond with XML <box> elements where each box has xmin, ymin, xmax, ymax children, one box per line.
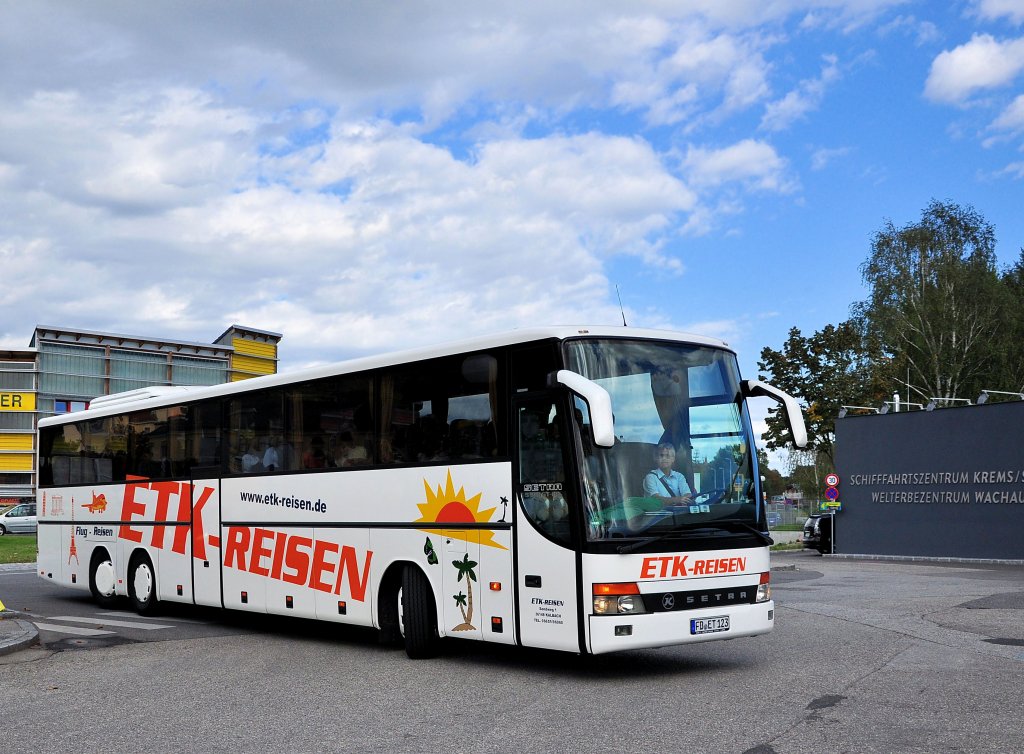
<box><xmin>441</xmin><ymin>529</ymin><xmax>482</xmax><ymax>641</ymax></box>
<box><xmin>189</xmin><ymin>467</ymin><xmax>222</xmax><ymax>608</ymax></box>
<box><xmin>514</xmin><ymin>396</ymin><xmax>581</xmax><ymax>653</ymax></box>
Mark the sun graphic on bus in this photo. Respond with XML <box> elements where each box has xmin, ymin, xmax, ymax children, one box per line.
<box><xmin>415</xmin><ymin>470</ymin><xmax>507</xmax><ymax>550</ymax></box>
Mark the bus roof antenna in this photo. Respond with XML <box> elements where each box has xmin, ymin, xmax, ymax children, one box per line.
<box><xmin>616</xmin><ymin>285</ymin><xmax>628</xmax><ymax>326</ymax></box>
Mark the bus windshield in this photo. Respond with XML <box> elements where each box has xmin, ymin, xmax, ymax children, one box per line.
<box><xmin>563</xmin><ymin>338</ymin><xmax>759</xmax><ymax>543</ymax></box>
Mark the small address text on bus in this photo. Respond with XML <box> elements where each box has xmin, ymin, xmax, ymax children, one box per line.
<box><xmin>240</xmin><ymin>490</ymin><xmax>327</xmax><ymax>513</ymax></box>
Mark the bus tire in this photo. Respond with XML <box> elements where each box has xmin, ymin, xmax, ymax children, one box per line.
<box><xmin>89</xmin><ymin>549</ymin><xmax>118</xmax><ymax>608</ymax></box>
<box><xmin>377</xmin><ymin>568</ymin><xmax>403</xmax><ymax>647</ymax></box>
<box><xmin>401</xmin><ymin>565</ymin><xmax>440</xmax><ymax>659</ymax></box>
<box><xmin>128</xmin><ymin>551</ymin><xmax>158</xmax><ymax>615</ymax></box>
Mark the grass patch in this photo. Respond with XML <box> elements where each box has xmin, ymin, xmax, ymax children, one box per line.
<box><xmin>771</xmin><ymin>542</ymin><xmax>804</xmax><ymax>551</ymax></box>
<box><xmin>0</xmin><ymin>535</ymin><xmax>36</xmax><ymax>565</ymax></box>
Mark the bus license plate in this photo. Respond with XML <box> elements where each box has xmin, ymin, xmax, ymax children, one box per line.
<box><xmin>690</xmin><ymin>616</ymin><xmax>729</xmax><ymax>635</ymax></box>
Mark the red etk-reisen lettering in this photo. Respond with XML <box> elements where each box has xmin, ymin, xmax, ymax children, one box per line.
<box><xmin>118</xmin><ymin>477</ymin><xmax>215</xmax><ymax>559</ymax></box>
<box><xmin>639</xmin><ymin>555</ymin><xmax>747</xmax><ymax>579</ymax></box>
<box><xmin>115</xmin><ymin>478</ymin><xmax>373</xmax><ymax>602</ymax></box>
<box><xmin>224</xmin><ymin>526</ymin><xmax>373</xmax><ymax>601</ymax></box>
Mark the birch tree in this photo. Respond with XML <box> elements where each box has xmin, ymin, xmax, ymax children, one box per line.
<box><xmin>853</xmin><ymin>200</ymin><xmax>1003</xmax><ymax>403</ymax></box>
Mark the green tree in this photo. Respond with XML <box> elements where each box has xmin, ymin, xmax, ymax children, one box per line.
<box><xmin>785</xmin><ymin>451</ymin><xmax>833</xmax><ymax>511</ymax></box>
<box><xmin>991</xmin><ymin>249</ymin><xmax>1024</xmax><ymax>395</ymax></box>
<box><xmin>853</xmin><ymin>200</ymin><xmax>1003</xmax><ymax>403</ymax></box>
<box><xmin>758</xmin><ymin>320</ymin><xmax>885</xmax><ymax>464</ymax></box>
<box><xmin>756</xmin><ymin>449</ymin><xmax>785</xmax><ymax>498</ymax></box>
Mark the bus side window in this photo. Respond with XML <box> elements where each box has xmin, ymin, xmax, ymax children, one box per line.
<box><xmin>173</xmin><ymin>400</ymin><xmax>222</xmax><ymax>477</ymax></box>
<box><xmin>227</xmin><ymin>390</ymin><xmax>284</xmax><ymax>474</ymax></box>
<box><xmin>517</xmin><ymin>400</ymin><xmax>572</xmax><ymax>545</ymax></box>
<box><xmin>379</xmin><ymin>351</ymin><xmax>504</xmax><ymax>465</ymax></box>
<box><xmin>124</xmin><ymin>408</ymin><xmax>171</xmax><ymax>479</ymax></box>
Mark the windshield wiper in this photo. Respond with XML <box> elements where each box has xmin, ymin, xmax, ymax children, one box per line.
<box><xmin>616</xmin><ymin>519</ymin><xmax>772</xmax><ymax>553</ymax></box>
<box><xmin>616</xmin><ymin>528</ymin><xmax>708</xmax><ymax>554</ymax></box>
<box><xmin>707</xmin><ymin>519</ymin><xmax>773</xmax><ymax>546</ymax></box>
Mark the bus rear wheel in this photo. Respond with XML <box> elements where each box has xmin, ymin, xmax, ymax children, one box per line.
<box><xmin>128</xmin><ymin>552</ymin><xmax>158</xmax><ymax>615</ymax></box>
<box><xmin>400</xmin><ymin>566</ymin><xmax>440</xmax><ymax>659</ymax></box>
<box><xmin>89</xmin><ymin>550</ymin><xmax>118</xmax><ymax>608</ymax></box>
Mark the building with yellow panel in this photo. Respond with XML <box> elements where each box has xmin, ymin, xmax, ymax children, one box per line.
<box><xmin>0</xmin><ymin>324</ymin><xmax>281</xmax><ymax>509</ymax></box>
<box><xmin>213</xmin><ymin>325</ymin><xmax>281</xmax><ymax>381</ymax></box>
<box><xmin>0</xmin><ymin>347</ymin><xmax>37</xmax><ymax>508</ymax></box>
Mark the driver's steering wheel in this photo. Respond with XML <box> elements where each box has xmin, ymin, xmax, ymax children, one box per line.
<box><xmin>693</xmin><ymin>488</ymin><xmax>727</xmax><ymax>505</ymax></box>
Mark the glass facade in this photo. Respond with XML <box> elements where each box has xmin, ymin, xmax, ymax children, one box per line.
<box><xmin>39</xmin><ymin>344</ymin><xmax>106</xmax><ymax>398</ymax></box>
<box><xmin>109</xmin><ymin>348</ymin><xmax>168</xmax><ymax>393</ymax></box>
<box><xmin>172</xmin><ymin>355</ymin><xmax>228</xmax><ymax>386</ymax></box>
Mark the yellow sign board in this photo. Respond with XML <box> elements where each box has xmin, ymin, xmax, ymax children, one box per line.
<box><xmin>0</xmin><ymin>392</ymin><xmax>35</xmax><ymax>411</ymax></box>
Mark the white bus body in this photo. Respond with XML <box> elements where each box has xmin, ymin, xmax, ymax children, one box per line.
<box><xmin>36</xmin><ymin>326</ymin><xmax>805</xmax><ymax>657</ymax></box>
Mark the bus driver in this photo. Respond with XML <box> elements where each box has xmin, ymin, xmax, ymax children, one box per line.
<box><xmin>642</xmin><ymin>442</ymin><xmax>693</xmax><ymax>506</ymax></box>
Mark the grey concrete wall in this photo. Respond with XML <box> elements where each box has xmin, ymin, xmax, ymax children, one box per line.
<box><xmin>834</xmin><ymin>401</ymin><xmax>1024</xmax><ymax>559</ymax></box>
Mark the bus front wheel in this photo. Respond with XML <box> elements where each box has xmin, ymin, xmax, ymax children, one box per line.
<box><xmin>400</xmin><ymin>566</ymin><xmax>440</xmax><ymax>659</ymax></box>
<box><xmin>128</xmin><ymin>552</ymin><xmax>158</xmax><ymax>615</ymax></box>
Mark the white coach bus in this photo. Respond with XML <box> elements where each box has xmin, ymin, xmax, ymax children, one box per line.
<box><xmin>36</xmin><ymin>327</ymin><xmax>805</xmax><ymax>658</ymax></box>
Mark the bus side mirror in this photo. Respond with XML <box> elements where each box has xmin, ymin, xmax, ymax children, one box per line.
<box><xmin>742</xmin><ymin>379</ymin><xmax>808</xmax><ymax>449</ymax></box>
<box><xmin>555</xmin><ymin>370</ymin><xmax>615</xmax><ymax>448</ymax></box>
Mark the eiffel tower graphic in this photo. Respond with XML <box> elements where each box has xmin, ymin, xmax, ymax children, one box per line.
<box><xmin>68</xmin><ymin>497</ymin><xmax>80</xmax><ymax>566</ymax></box>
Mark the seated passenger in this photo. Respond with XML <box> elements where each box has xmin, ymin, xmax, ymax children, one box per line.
<box><xmin>303</xmin><ymin>436</ymin><xmax>329</xmax><ymax>469</ymax></box>
<box><xmin>334</xmin><ymin>432</ymin><xmax>368</xmax><ymax>466</ymax></box>
<box><xmin>241</xmin><ymin>443</ymin><xmax>263</xmax><ymax>473</ymax></box>
<box><xmin>262</xmin><ymin>439</ymin><xmax>279</xmax><ymax>472</ymax></box>
<box><xmin>642</xmin><ymin>442</ymin><xmax>693</xmax><ymax>506</ymax></box>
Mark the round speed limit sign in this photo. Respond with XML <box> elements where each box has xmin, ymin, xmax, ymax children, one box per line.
<box><xmin>825</xmin><ymin>473</ymin><xmax>840</xmax><ymax>487</ymax></box>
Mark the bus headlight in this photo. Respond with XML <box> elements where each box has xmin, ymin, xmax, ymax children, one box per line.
<box><xmin>756</xmin><ymin>572</ymin><xmax>771</xmax><ymax>603</ymax></box>
<box><xmin>592</xmin><ymin>583</ymin><xmax>647</xmax><ymax>615</ymax></box>
<box><xmin>616</xmin><ymin>595</ymin><xmax>645</xmax><ymax>614</ymax></box>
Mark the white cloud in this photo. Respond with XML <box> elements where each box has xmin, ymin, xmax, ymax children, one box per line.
<box><xmin>1</xmin><ymin>90</ymin><xmax>702</xmax><ymax>363</ymax></box>
<box><xmin>973</xmin><ymin>0</ymin><xmax>1024</xmax><ymax>25</ymax></box>
<box><xmin>811</xmin><ymin>145</ymin><xmax>852</xmax><ymax>170</ymax></box>
<box><xmin>684</xmin><ymin>139</ymin><xmax>793</xmax><ymax>192</ymax></box>
<box><xmin>0</xmin><ymin>88</ymin><xmax>260</xmax><ymax>216</ymax></box>
<box><xmin>608</xmin><ymin>22</ymin><xmax>775</xmax><ymax>127</ymax></box>
<box><xmin>990</xmin><ymin>92</ymin><xmax>1024</xmax><ymax>133</ymax></box>
<box><xmin>924</xmin><ymin>34</ymin><xmax>1024</xmax><ymax>104</ymax></box>
<box><xmin>998</xmin><ymin>160</ymin><xmax>1024</xmax><ymax>178</ymax></box>
<box><xmin>876</xmin><ymin>15</ymin><xmax>941</xmax><ymax>46</ymax></box>
<box><xmin>760</xmin><ymin>54</ymin><xmax>841</xmax><ymax>131</ymax></box>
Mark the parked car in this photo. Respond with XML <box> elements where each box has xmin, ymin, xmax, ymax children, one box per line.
<box><xmin>0</xmin><ymin>502</ymin><xmax>37</xmax><ymax>535</ymax></box>
<box><xmin>802</xmin><ymin>513</ymin><xmax>832</xmax><ymax>554</ymax></box>
<box><xmin>767</xmin><ymin>511</ymin><xmax>781</xmax><ymax>528</ymax></box>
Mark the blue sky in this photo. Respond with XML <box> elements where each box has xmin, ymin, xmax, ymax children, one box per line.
<box><xmin>2</xmin><ymin>1</ymin><xmax>1023</xmax><ymax>453</ymax></box>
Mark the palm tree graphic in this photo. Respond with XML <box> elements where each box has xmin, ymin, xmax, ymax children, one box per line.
<box><xmin>451</xmin><ymin>553</ymin><xmax>477</xmax><ymax>631</ymax></box>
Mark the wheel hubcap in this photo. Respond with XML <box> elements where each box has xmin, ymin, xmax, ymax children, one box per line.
<box><xmin>397</xmin><ymin>587</ymin><xmax>405</xmax><ymax>638</ymax></box>
<box><xmin>134</xmin><ymin>563</ymin><xmax>153</xmax><ymax>603</ymax></box>
<box><xmin>94</xmin><ymin>560</ymin><xmax>115</xmax><ymax>597</ymax></box>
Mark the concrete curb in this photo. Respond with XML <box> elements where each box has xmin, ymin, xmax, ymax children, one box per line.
<box><xmin>0</xmin><ymin>562</ymin><xmax>39</xmax><ymax>655</ymax></box>
<box><xmin>823</xmin><ymin>553</ymin><xmax>1024</xmax><ymax>566</ymax></box>
<box><xmin>0</xmin><ymin>609</ymin><xmax>39</xmax><ymax>656</ymax></box>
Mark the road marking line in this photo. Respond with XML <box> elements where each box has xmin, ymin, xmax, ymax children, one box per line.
<box><xmin>34</xmin><ymin>622</ymin><xmax>115</xmax><ymax>637</ymax></box>
<box><xmin>96</xmin><ymin>610</ymin><xmax>206</xmax><ymax>624</ymax></box>
<box><xmin>48</xmin><ymin>615</ymin><xmax>175</xmax><ymax>630</ymax></box>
